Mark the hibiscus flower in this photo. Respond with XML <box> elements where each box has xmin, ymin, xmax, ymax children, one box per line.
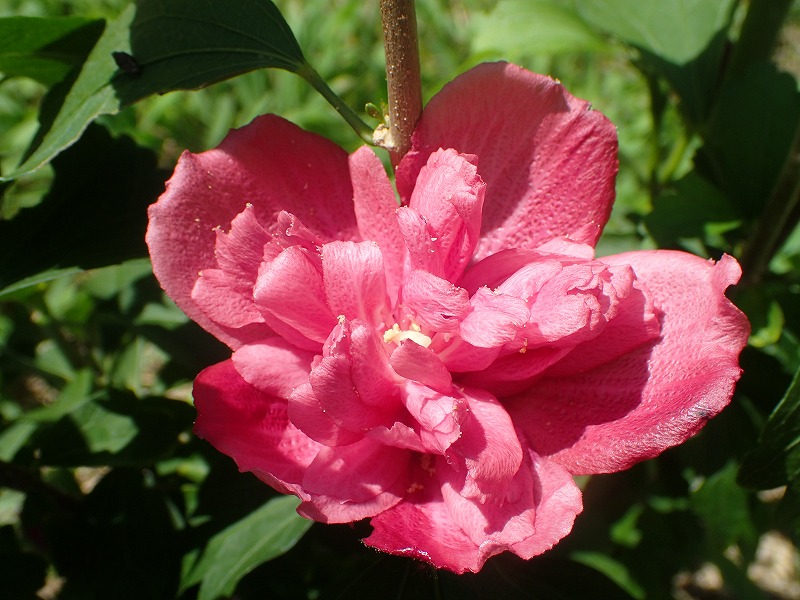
<box><xmin>146</xmin><ymin>62</ymin><xmax>749</xmax><ymax>573</ymax></box>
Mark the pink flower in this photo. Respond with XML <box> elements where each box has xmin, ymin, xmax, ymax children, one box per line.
<box><xmin>146</xmin><ymin>62</ymin><xmax>749</xmax><ymax>573</ymax></box>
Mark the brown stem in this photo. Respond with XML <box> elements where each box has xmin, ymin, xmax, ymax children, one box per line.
<box><xmin>379</xmin><ymin>0</ymin><xmax>423</xmax><ymax>168</ymax></box>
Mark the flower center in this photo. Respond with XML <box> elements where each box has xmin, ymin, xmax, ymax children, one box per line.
<box><xmin>383</xmin><ymin>322</ymin><xmax>432</xmax><ymax>348</ymax></box>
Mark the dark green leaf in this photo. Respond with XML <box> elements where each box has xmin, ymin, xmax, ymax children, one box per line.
<box><xmin>644</xmin><ymin>171</ymin><xmax>741</xmax><ymax>249</ymax></box>
<box><xmin>5</xmin><ymin>0</ymin><xmax>307</xmax><ymax>180</ymax></box>
<box><xmin>0</xmin><ymin>16</ymin><xmax>104</xmax><ymax>86</ymax></box>
<box><xmin>0</xmin><ymin>124</ymin><xmax>167</xmax><ymax>293</ymax></box>
<box><xmin>182</xmin><ymin>495</ymin><xmax>313</xmax><ymax>600</ymax></box>
<box><xmin>697</xmin><ymin>63</ymin><xmax>800</xmax><ymax>218</ymax></box>
<box><xmin>739</xmin><ymin>364</ymin><xmax>800</xmax><ymax>489</ymax></box>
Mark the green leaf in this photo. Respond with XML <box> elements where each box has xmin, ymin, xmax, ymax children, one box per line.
<box><xmin>0</xmin><ymin>124</ymin><xmax>166</xmax><ymax>293</ymax></box>
<box><xmin>4</xmin><ymin>0</ymin><xmax>307</xmax><ymax>181</ymax></box>
<box><xmin>739</xmin><ymin>364</ymin><xmax>800</xmax><ymax>489</ymax></box>
<box><xmin>471</xmin><ymin>0</ymin><xmax>610</xmax><ymax>59</ymax></box>
<box><xmin>182</xmin><ymin>495</ymin><xmax>313</xmax><ymax>600</ymax></box>
<box><xmin>576</xmin><ymin>0</ymin><xmax>735</xmax><ymax>64</ymax></box>
<box><xmin>0</xmin><ymin>16</ymin><xmax>104</xmax><ymax>86</ymax></box>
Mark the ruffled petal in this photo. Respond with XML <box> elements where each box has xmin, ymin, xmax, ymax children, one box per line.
<box><xmin>350</xmin><ymin>146</ymin><xmax>405</xmax><ymax>302</ymax></box>
<box><xmin>253</xmin><ymin>245</ymin><xmax>336</xmax><ymax>349</ymax></box>
<box><xmin>299</xmin><ymin>439</ymin><xmax>410</xmax><ymax>523</ymax></box>
<box><xmin>400</xmin><ymin>269</ymin><xmax>471</xmax><ymax>334</ymax></box>
<box><xmin>397</xmin><ymin>62</ymin><xmax>617</xmax><ymax>259</ymax></box>
<box><xmin>147</xmin><ymin>114</ymin><xmax>359</xmax><ymax>349</ymax></box>
<box><xmin>400</xmin><ymin>148</ymin><xmax>485</xmax><ymax>282</ymax></box>
<box><xmin>322</xmin><ymin>240</ymin><xmax>390</xmax><ymax>328</ymax></box>
<box><xmin>193</xmin><ymin>360</ymin><xmax>321</xmax><ymax>498</ymax></box>
<box><xmin>231</xmin><ymin>339</ymin><xmax>315</xmax><ymax>398</ymax></box>
<box><xmin>507</xmin><ymin>252</ymin><xmax>749</xmax><ymax>474</ymax></box>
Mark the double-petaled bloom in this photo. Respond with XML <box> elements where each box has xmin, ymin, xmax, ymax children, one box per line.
<box><xmin>147</xmin><ymin>63</ymin><xmax>749</xmax><ymax>573</ymax></box>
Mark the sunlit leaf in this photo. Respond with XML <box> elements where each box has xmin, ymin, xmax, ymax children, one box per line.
<box><xmin>0</xmin><ymin>16</ymin><xmax>103</xmax><ymax>86</ymax></box>
<box><xmin>182</xmin><ymin>495</ymin><xmax>313</xmax><ymax>600</ymax></box>
<box><xmin>4</xmin><ymin>0</ymin><xmax>307</xmax><ymax>180</ymax></box>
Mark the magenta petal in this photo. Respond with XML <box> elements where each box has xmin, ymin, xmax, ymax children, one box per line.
<box><xmin>254</xmin><ymin>245</ymin><xmax>336</xmax><ymax>348</ymax></box>
<box><xmin>397</xmin><ymin>62</ymin><xmax>617</xmax><ymax>259</ymax></box>
<box><xmin>322</xmin><ymin>240</ymin><xmax>390</xmax><ymax>328</ymax></box>
<box><xmin>508</xmin><ymin>252</ymin><xmax>749</xmax><ymax>474</ymax></box>
<box><xmin>191</xmin><ymin>268</ymin><xmax>263</xmax><ymax>329</ymax></box>
<box><xmin>350</xmin><ymin>146</ymin><xmax>405</xmax><ymax>302</ymax></box>
<box><xmin>299</xmin><ymin>439</ymin><xmax>409</xmax><ymax>523</ymax></box>
<box><xmin>460</xmin><ymin>287</ymin><xmax>528</xmax><ymax>348</ymax></box>
<box><xmin>147</xmin><ymin>115</ymin><xmax>358</xmax><ymax>349</ymax></box>
<box><xmin>193</xmin><ymin>360</ymin><xmax>321</xmax><ymax>498</ymax></box>
<box><xmin>231</xmin><ymin>339</ymin><xmax>315</xmax><ymax>398</ymax></box>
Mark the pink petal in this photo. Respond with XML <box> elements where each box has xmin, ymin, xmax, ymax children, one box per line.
<box><xmin>396</xmin><ymin>62</ymin><xmax>617</xmax><ymax>259</ymax></box>
<box><xmin>299</xmin><ymin>439</ymin><xmax>410</xmax><ymax>523</ymax></box>
<box><xmin>191</xmin><ymin>268</ymin><xmax>263</xmax><ymax>329</ymax></box>
<box><xmin>390</xmin><ymin>340</ymin><xmax>453</xmax><ymax>394</ymax></box>
<box><xmin>402</xmin><ymin>149</ymin><xmax>486</xmax><ymax>281</ymax></box>
<box><xmin>400</xmin><ymin>269</ymin><xmax>471</xmax><ymax>333</ymax></box>
<box><xmin>147</xmin><ymin>114</ymin><xmax>359</xmax><ymax>349</ymax></box>
<box><xmin>287</xmin><ymin>382</ymin><xmax>363</xmax><ymax>447</ymax></box>
<box><xmin>451</xmin><ymin>387</ymin><xmax>523</xmax><ymax>503</ymax></box>
<box><xmin>253</xmin><ymin>245</ymin><xmax>336</xmax><ymax>349</ymax></box>
<box><xmin>322</xmin><ymin>241</ymin><xmax>390</xmax><ymax>328</ymax></box>
<box><xmin>507</xmin><ymin>252</ymin><xmax>749</xmax><ymax>474</ymax></box>
<box><xmin>192</xmin><ymin>360</ymin><xmax>321</xmax><ymax>498</ymax></box>
<box><xmin>231</xmin><ymin>339</ymin><xmax>315</xmax><ymax>398</ymax></box>
<box><xmin>350</xmin><ymin>146</ymin><xmax>405</xmax><ymax>302</ymax></box>
<box><xmin>459</xmin><ymin>287</ymin><xmax>529</xmax><ymax>348</ymax></box>
<box><xmin>401</xmin><ymin>382</ymin><xmax>467</xmax><ymax>455</ymax></box>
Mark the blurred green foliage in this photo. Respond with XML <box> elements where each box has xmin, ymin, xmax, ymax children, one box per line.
<box><xmin>1</xmin><ymin>0</ymin><xmax>800</xmax><ymax>598</ymax></box>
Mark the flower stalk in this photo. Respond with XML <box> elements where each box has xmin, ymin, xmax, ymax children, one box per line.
<box><xmin>379</xmin><ymin>0</ymin><xmax>423</xmax><ymax>167</ymax></box>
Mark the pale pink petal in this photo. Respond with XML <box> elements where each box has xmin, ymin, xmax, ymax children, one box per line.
<box><xmin>404</xmin><ymin>149</ymin><xmax>485</xmax><ymax>281</ymax></box>
<box><xmin>231</xmin><ymin>339</ymin><xmax>315</xmax><ymax>398</ymax></box>
<box><xmin>192</xmin><ymin>360</ymin><xmax>321</xmax><ymax>498</ymax></box>
<box><xmin>322</xmin><ymin>240</ymin><xmax>390</xmax><ymax>328</ymax></box>
<box><xmin>299</xmin><ymin>439</ymin><xmax>410</xmax><ymax>523</ymax></box>
<box><xmin>396</xmin><ymin>62</ymin><xmax>617</xmax><ymax>259</ymax></box>
<box><xmin>254</xmin><ymin>245</ymin><xmax>336</xmax><ymax>348</ymax></box>
<box><xmin>350</xmin><ymin>146</ymin><xmax>405</xmax><ymax>301</ymax></box>
<box><xmin>147</xmin><ymin>115</ymin><xmax>359</xmax><ymax>349</ymax></box>
<box><xmin>400</xmin><ymin>269</ymin><xmax>471</xmax><ymax>333</ymax></box>
<box><xmin>507</xmin><ymin>252</ymin><xmax>749</xmax><ymax>474</ymax></box>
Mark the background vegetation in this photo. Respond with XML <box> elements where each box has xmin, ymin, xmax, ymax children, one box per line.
<box><xmin>1</xmin><ymin>1</ymin><xmax>800</xmax><ymax>598</ymax></box>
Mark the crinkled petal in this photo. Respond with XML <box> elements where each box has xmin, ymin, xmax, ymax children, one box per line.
<box><xmin>402</xmin><ymin>148</ymin><xmax>485</xmax><ymax>281</ymax></box>
<box><xmin>299</xmin><ymin>439</ymin><xmax>410</xmax><ymax>523</ymax></box>
<box><xmin>460</xmin><ymin>287</ymin><xmax>529</xmax><ymax>348</ymax></box>
<box><xmin>350</xmin><ymin>146</ymin><xmax>405</xmax><ymax>302</ymax></box>
<box><xmin>322</xmin><ymin>240</ymin><xmax>390</xmax><ymax>328</ymax></box>
<box><xmin>193</xmin><ymin>360</ymin><xmax>321</xmax><ymax>498</ymax></box>
<box><xmin>287</xmin><ymin>382</ymin><xmax>363</xmax><ymax>447</ymax></box>
<box><xmin>390</xmin><ymin>340</ymin><xmax>453</xmax><ymax>394</ymax></box>
<box><xmin>397</xmin><ymin>62</ymin><xmax>617</xmax><ymax>259</ymax></box>
<box><xmin>254</xmin><ymin>245</ymin><xmax>336</xmax><ymax>349</ymax></box>
<box><xmin>507</xmin><ymin>252</ymin><xmax>749</xmax><ymax>474</ymax></box>
<box><xmin>147</xmin><ymin>114</ymin><xmax>359</xmax><ymax>349</ymax></box>
<box><xmin>401</xmin><ymin>269</ymin><xmax>471</xmax><ymax>333</ymax></box>
<box><xmin>232</xmin><ymin>339</ymin><xmax>315</xmax><ymax>398</ymax></box>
